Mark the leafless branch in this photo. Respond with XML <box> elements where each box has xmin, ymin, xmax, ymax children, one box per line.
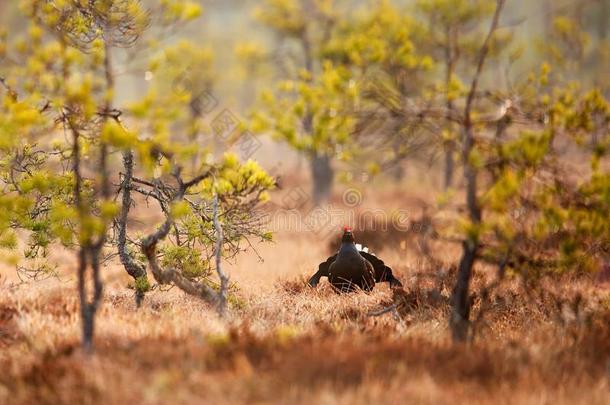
<box><xmin>140</xmin><ymin>166</ymin><xmax>220</xmax><ymax>306</ymax></box>
<box><xmin>213</xmin><ymin>194</ymin><xmax>229</xmax><ymax>317</ymax></box>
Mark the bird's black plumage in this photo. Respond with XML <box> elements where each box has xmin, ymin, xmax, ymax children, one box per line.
<box><xmin>308</xmin><ymin>228</ymin><xmax>402</xmax><ymax>292</ymax></box>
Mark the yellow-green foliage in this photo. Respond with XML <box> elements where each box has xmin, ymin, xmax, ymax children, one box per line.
<box><xmin>159</xmin><ymin>0</ymin><xmax>202</xmax><ymax>22</ymax></box>
<box><xmin>128</xmin><ymin>40</ymin><xmax>215</xmax><ymax>162</ymax></box>
<box><xmin>251</xmin><ymin>62</ymin><xmax>358</xmax><ymax>157</ymax></box>
<box><xmin>161</xmin><ymin>244</ymin><xmax>210</xmax><ymax>280</ymax></box>
<box><xmin>191</xmin><ymin>153</ymin><xmax>275</xmax><ymax>199</ymax></box>
<box><xmin>134</xmin><ymin>275</ymin><xmax>151</xmax><ymax>294</ymax></box>
<box><xmin>101</xmin><ymin>121</ymin><xmax>138</xmax><ymax>149</ymax></box>
<box><xmin>326</xmin><ymin>0</ymin><xmax>432</xmax><ymax>70</ymax></box>
<box><xmin>235</xmin><ymin>41</ymin><xmax>267</xmax><ymax>68</ymax></box>
<box><xmin>251</xmin><ymin>0</ymin><xmax>433</xmax><ymax>168</ymax></box>
<box><xmin>254</xmin><ymin>0</ymin><xmax>311</xmax><ymax>37</ymax></box>
<box><xmin>477</xmin><ymin>82</ymin><xmax>610</xmax><ymax>275</ymax></box>
<box><xmin>414</xmin><ymin>0</ymin><xmax>497</xmax><ymax>95</ymax></box>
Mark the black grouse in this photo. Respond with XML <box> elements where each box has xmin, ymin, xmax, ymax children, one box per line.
<box><xmin>308</xmin><ymin>227</ymin><xmax>402</xmax><ymax>292</ymax></box>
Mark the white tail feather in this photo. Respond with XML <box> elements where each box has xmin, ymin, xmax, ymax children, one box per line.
<box><xmin>356</xmin><ymin>244</ymin><xmax>371</xmax><ymax>254</ymax></box>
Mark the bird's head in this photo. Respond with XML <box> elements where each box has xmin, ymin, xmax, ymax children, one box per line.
<box><xmin>341</xmin><ymin>226</ymin><xmax>355</xmax><ymax>243</ymax></box>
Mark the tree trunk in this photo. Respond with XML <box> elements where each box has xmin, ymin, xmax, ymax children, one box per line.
<box><xmin>450</xmin><ymin>0</ymin><xmax>505</xmax><ymax>343</ymax></box>
<box><xmin>300</xmin><ymin>32</ymin><xmax>334</xmax><ymax>204</ymax></box>
<box><xmin>310</xmin><ymin>153</ymin><xmax>333</xmax><ymax>204</ymax></box>
<box><xmin>77</xmin><ymin>248</ymin><xmax>93</xmax><ymax>352</ymax></box>
<box><xmin>443</xmin><ymin>143</ymin><xmax>455</xmax><ymax>189</ymax></box>
<box><xmin>443</xmin><ymin>25</ymin><xmax>456</xmax><ymax>190</ymax></box>
<box><xmin>72</xmin><ymin>124</ymin><xmax>103</xmax><ymax>353</ymax></box>
<box><xmin>600</xmin><ymin>0</ymin><xmax>609</xmax><ymax>39</ymax></box>
<box><xmin>81</xmin><ymin>309</ymin><xmax>95</xmax><ymax>352</ymax></box>
<box><xmin>118</xmin><ymin>149</ymin><xmax>148</xmax><ymax>306</ymax></box>
<box><xmin>451</xmin><ymin>239</ymin><xmax>478</xmax><ymax>342</ymax></box>
<box><xmin>389</xmin><ymin>164</ymin><xmax>405</xmax><ymax>182</ymax></box>
<box><xmin>450</xmin><ymin>126</ymin><xmax>481</xmax><ymax>343</ymax></box>
<box><xmin>79</xmin><ymin>248</ymin><xmax>103</xmax><ymax>353</ymax></box>
<box><xmin>543</xmin><ymin>0</ymin><xmax>553</xmax><ymax>37</ymax></box>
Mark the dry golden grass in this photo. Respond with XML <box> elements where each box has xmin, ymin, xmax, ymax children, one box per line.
<box><xmin>1</xmin><ymin>180</ymin><xmax>609</xmax><ymax>404</ymax></box>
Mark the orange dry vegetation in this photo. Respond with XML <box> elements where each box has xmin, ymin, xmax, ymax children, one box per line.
<box><xmin>1</xmin><ymin>181</ymin><xmax>609</xmax><ymax>404</ymax></box>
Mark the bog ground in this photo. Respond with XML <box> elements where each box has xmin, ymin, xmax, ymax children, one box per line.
<box><xmin>1</xmin><ymin>1</ymin><xmax>610</xmax><ymax>403</ymax></box>
<box><xmin>1</xmin><ymin>185</ymin><xmax>609</xmax><ymax>405</ymax></box>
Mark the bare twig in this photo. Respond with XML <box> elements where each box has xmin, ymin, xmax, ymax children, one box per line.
<box><xmin>367</xmin><ymin>304</ymin><xmax>398</xmax><ymax>317</ymax></box>
<box><xmin>213</xmin><ymin>194</ymin><xmax>229</xmax><ymax>317</ymax></box>
<box><xmin>140</xmin><ymin>167</ymin><xmax>220</xmax><ymax>306</ymax></box>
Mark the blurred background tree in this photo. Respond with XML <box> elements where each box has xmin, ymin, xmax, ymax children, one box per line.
<box><xmin>415</xmin><ymin>0</ymin><xmax>496</xmax><ymax>189</ymax></box>
<box><xmin>250</xmin><ymin>0</ymin><xmax>343</xmax><ymax>203</ymax></box>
